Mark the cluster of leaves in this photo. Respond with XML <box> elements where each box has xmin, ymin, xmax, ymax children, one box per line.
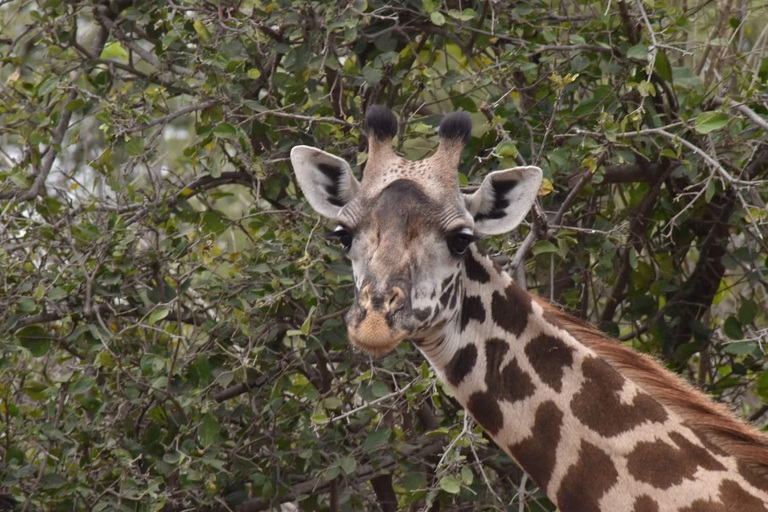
<box><xmin>1</xmin><ymin>0</ymin><xmax>767</xmax><ymax>510</ymax></box>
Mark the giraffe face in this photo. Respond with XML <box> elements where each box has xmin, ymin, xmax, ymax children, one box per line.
<box><xmin>291</xmin><ymin>107</ymin><xmax>542</xmax><ymax>356</ymax></box>
<box><xmin>333</xmin><ymin>178</ymin><xmax>474</xmax><ymax>355</ymax></box>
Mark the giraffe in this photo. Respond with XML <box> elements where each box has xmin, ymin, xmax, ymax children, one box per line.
<box><xmin>289</xmin><ymin>106</ymin><xmax>768</xmax><ymax>511</ymax></box>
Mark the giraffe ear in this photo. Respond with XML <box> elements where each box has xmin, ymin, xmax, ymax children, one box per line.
<box><xmin>463</xmin><ymin>166</ymin><xmax>542</xmax><ymax>235</ymax></box>
<box><xmin>290</xmin><ymin>145</ymin><xmax>361</xmax><ymax>220</ymax></box>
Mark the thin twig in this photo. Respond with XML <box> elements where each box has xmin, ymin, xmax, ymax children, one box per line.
<box><xmin>323</xmin><ymin>380</ymin><xmax>415</xmax><ymax>424</ymax></box>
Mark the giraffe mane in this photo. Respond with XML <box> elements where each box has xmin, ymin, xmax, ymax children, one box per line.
<box><xmin>533</xmin><ymin>296</ymin><xmax>768</xmax><ymax>476</ymax></box>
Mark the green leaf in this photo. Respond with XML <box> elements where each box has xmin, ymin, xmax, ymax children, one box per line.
<box><xmin>422</xmin><ymin>0</ymin><xmax>438</xmax><ymax>13</ymax></box>
<box><xmin>36</xmin><ymin>74</ymin><xmax>59</xmax><ymax>96</ymax></box>
<box><xmin>531</xmin><ymin>240</ymin><xmax>558</xmax><ymax>255</ymax></box>
<box><xmin>149</xmin><ymin>308</ymin><xmax>170</xmax><ymax>325</ymax></box>
<box><xmin>655</xmin><ymin>50</ymin><xmax>672</xmax><ymax>82</ymax></box>
<box><xmin>323</xmin><ymin>397</ymin><xmax>343</xmax><ymax>410</ymax></box>
<box><xmin>636</xmin><ymin>80</ymin><xmax>656</xmax><ymax>97</ymax></box>
<box><xmin>362</xmin><ymin>428</ymin><xmax>389</xmax><ymax>452</ymax></box>
<box><xmin>16</xmin><ymin>326</ymin><xmax>51</xmax><ymax>357</ymax></box>
<box><xmin>338</xmin><ymin>457</ymin><xmax>357</xmax><ymax>475</ymax></box>
<box><xmin>140</xmin><ymin>354</ymin><xmax>165</xmax><ymax>375</ymax></box>
<box><xmin>125</xmin><ymin>137</ymin><xmax>146</xmax><ymax>157</ymax></box>
<box><xmin>70</xmin><ymin>376</ymin><xmax>96</xmax><ymax>395</ymax></box>
<box><xmin>244</xmin><ymin>100</ymin><xmax>268</xmax><ymax>113</ymax></box>
<box><xmin>439</xmin><ymin>475</ymin><xmax>461</xmax><ymax>494</ymax></box>
<box><xmin>202</xmin><ymin>211</ymin><xmax>228</xmax><ymax>235</ymax></box>
<box><xmin>17</xmin><ymin>297</ymin><xmax>36</xmax><ymax>312</ymax></box>
<box><xmin>722</xmin><ymin>316</ymin><xmax>743</xmax><ymax>340</ymax></box>
<box><xmin>495</xmin><ymin>140</ymin><xmax>518</xmax><ymax>158</ymax></box>
<box><xmin>705</xmin><ymin>178</ymin><xmax>717</xmax><ymax>203</ymax></box>
<box><xmin>627</xmin><ymin>44</ymin><xmax>649</xmax><ymax>60</ymax></box>
<box><xmin>722</xmin><ymin>341</ymin><xmax>756</xmax><ymax>356</ymax></box>
<box><xmin>213</xmin><ymin>123</ymin><xmax>238</xmax><ymax>139</ymax></box>
<box><xmin>460</xmin><ymin>466</ymin><xmax>474</xmax><ymax>485</ymax></box>
<box><xmin>41</xmin><ymin>473</ymin><xmax>68</xmax><ymax>490</ymax></box>
<box><xmin>448</xmin><ymin>8</ymin><xmax>475</xmax><ymax>21</ymax></box>
<box><xmin>672</xmin><ymin>66</ymin><xmax>702</xmax><ymax>88</ymax></box>
<box><xmin>738</xmin><ymin>300</ymin><xmax>758</xmax><ymax>325</ymax></box>
<box><xmin>300</xmin><ymin>305</ymin><xmax>316</xmax><ymax>335</ymax></box>
<box><xmin>757</xmin><ymin>371</ymin><xmax>768</xmax><ymax>400</ymax></box>
<box><xmin>430</xmin><ymin>11</ymin><xmax>446</xmax><ymax>26</ymax></box>
<box><xmin>371</xmin><ymin>380</ymin><xmax>389</xmax><ymax>398</ymax></box>
<box><xmin>65</xmin><ymin>98</ymin><xmax>85</xmax><ymax>112</ymax></box>
<box><xmin>163</xmin><ymin>451</ymin><xmax>182</xmax><ymax>464</ymax></box>
<box><xmin>362</xmin><ymin>65</ymin><xmax>383</xmax><ymax>86</ymax></box>
<box><xmin>401</xmin><ymin>472</ymin><xmax>426</xmax><ymax>491</ymax></box>
<box><xmin>198</xmin><ymin>414</ymin><xmax>220</xmax><ymax>448</ymax></box>
<box><xmin>188</xmin><ymin>356</ymin><xmax>211</xmax><ymax>385</ymax></box>
<box><xmin>311</xmin><ymin>412</ymin><xmax>329</xmax><ymax>423</ymax></box>
<box><xmin>694</xmin><ymin>112</ymin><xmax>729</xmax><ymax>134</ymax></box>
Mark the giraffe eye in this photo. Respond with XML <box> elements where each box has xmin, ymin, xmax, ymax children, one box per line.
<box><xmin>447</xmin><ymin>233</ymin><xmax>477</xmax><ymax>256</ymax></box>
<box><xmin>323</xmin><ymin>228</ymin><xmax>353</xmax><ymax>251</ymax></box>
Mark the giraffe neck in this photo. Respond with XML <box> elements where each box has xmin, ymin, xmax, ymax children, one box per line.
<box><xmin>417</xmin><ymin>246</ymin><xmax>768</xmax><ymax>512</ymax></box>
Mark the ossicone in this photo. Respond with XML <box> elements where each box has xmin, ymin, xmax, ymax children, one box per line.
<box><xmin>438</xmin><ymin>111</ymin><xmax>472</xmax><ymax>145</ymax></box>
<box><xmin>364</xmin><ymin>105</ymin><xmax>398</xmax><ymax>142</ymax></box>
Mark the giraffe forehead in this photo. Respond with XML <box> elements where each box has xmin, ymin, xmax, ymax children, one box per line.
<box><xmin>362</xmin><ymin>154</ymin><xmax>460</xmax><ymax>199</ymax></box>
<box><xmin>340</xmin><ymin>178</ymin><xmax>467</xmax><ymax>233</ymax></box>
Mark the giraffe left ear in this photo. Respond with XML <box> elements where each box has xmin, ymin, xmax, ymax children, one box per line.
<box><xmin>463</xmin><ymin>166</ymin><xmax>542</xmax><ymax>235</ymax></box>
<box><xmin>290</xmin><ymin>145</ymin><xmax>361</xmax><ymax>220</ymax></box>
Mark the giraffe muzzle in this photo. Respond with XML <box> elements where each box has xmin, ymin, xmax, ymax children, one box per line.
<box><xmin>347</xmin><ymin>285</ymin><xmax>411</xmax><ymax>356</ymax></box>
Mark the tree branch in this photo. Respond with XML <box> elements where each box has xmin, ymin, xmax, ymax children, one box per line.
<box><xmin>712</xmin><ymin>96</ymin><xmax>768</xmax><ymax>133</ymax></box>
<box><xmin>600</xmin><ymin>161</ymin><xmax>674</xmax><ymax>323</ymax></box>
<box><xmin>234</xmin><ymin>437</ymin><xmax>446</xmax><ymax>512</ymax></box>
<box><xmin>0</xmin><ymin>24</ymin><xmax>111</xmax><ymax>202</ymax></box>
<box><xmin>123</xmin><ymin>99</ymin><xmax>226</xmax><ymax>133</ymax></box>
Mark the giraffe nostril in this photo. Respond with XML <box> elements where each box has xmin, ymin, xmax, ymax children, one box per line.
<box><xmin>385</xmin><ymin>287</ymin><xmax>406</xmax><ymax>312</ymax></box>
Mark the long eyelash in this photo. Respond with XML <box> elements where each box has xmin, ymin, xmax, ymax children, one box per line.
<box><xmin>322</xmin><ymin>225</ymin><xmax>352</xmax><ymax>239</ymax></box>
<box><xmin>452</xmin><ymin>232</ymin><xmax>480</xmax><ymax>243</ymax></box>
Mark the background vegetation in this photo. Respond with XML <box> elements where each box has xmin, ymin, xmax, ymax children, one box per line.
<box><xmin>1</xmin><ymin>0</ymin><xmax>768</xmax><ymax>510</ymax></box>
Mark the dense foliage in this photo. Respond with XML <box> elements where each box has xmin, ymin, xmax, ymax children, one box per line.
<box><xmin>1</xmin><ymin>0</ymin><xmax>768</xmax><ymax>510</ymax></box>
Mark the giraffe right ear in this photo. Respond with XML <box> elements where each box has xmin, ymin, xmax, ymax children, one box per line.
<box><xmin>290</xmin><ymin>145</ymin><xmax>361</xmax><ymax>220</ymax></box>
<box><xmin>463</xmin><ymin>166</ymin><xmax>543</xmax><ymax>235</ymax></box>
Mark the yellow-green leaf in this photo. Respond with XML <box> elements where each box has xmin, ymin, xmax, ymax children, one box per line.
<box><xmin>430</xmin><ymin>11</ymin><xmax>446</xmax><ymax>26</ymax></box>
<box><xmin>440</xmin><ymin>475</ymin><xmax>461</xmax><ymax>494</ymax></box>
<box><xmin>538</xmin><ymin>178</ymin><xmax>554</xmax><ymax>196</ymax></box>
<box><xmin>193</xmin><ymin>20</ymin><xmax>211</xmax><ymax>43</ymax></box>
<box><xmin>100</xmin><ymin>41</ymin><xmax>129</xmax><ymax>62</ymax></box>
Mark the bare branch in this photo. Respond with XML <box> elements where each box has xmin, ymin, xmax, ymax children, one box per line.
<box><xmin>235</xmin><ymin>437</ymin><xmax>447</xmax><ymax>512</ymax></box>
<box><xmin>712</xmin><ymin>96</ymin><xmax>768</xmax><ymax>133</ymax></box>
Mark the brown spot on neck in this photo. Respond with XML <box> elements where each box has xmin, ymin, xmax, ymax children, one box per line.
<box><xmin>490</xmin><ymin>283</ymin><xmax>532</xmax><ymax>336</ymax></box>
<box><xmin>524</xmin><ymin>333</ymin><xmax>574</xmax><ymax>392</ymax></box>
<box><xmin>626</xmin><ymin>431</ymin><xmax>725</xmax><ymax>489</ymax></box>
<box><xmin>445</xmin><ymin>344</ymin><xmax>477</xmax><ymax>386</ymax></box>
<box><xmin>556</xmin><ymin>440</ymin><xmax>618</xmax><ymax>512</ymax></box>
<box><xmin>632</xmin><ymin>495</ymin><xmax>659</xmax><ymax>512</ymax></box>
<box><xmin>485</xmin><ymin>338</ymin><xmax>535</xmax><ymax>403</ymax></box>
<box><xmin>460</xmin><ymin>294</ymin><xmax>485</xmax><ymax>331</ymax></box>
<box><xmin>680</xmin><ymin>479</ymin><xmax>768</xmax><ymax>512</ymax></box>
<box><xmin>507</xmin><ymin>400</ymin><xmax>563</xmax><ymax>491</ymax></box>
<box><xmin>570</xmin><ymin>356</ymin><xmax>667</xmax><ymax>437</ymax></box>
<box><xmin>536</xmin><ymin>296</ymin><xmax>768</xmax><ymax>472</ymax></box>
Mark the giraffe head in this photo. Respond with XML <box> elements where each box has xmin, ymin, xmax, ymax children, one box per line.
<box><xmin>291</xmin><ymin>107</ymin><xmax>542</xmax><ymax>356</ymax></box>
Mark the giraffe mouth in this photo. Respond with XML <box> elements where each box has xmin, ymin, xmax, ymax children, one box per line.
<box><xmin>349</xmin><ymin>336</ymin><xmax>403</xmax><ymax>357</ymax></box>
<box><xmin>347</xmin><ymin>310</ymin><xmax>407</xmax><ymax>356</ymax></box>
